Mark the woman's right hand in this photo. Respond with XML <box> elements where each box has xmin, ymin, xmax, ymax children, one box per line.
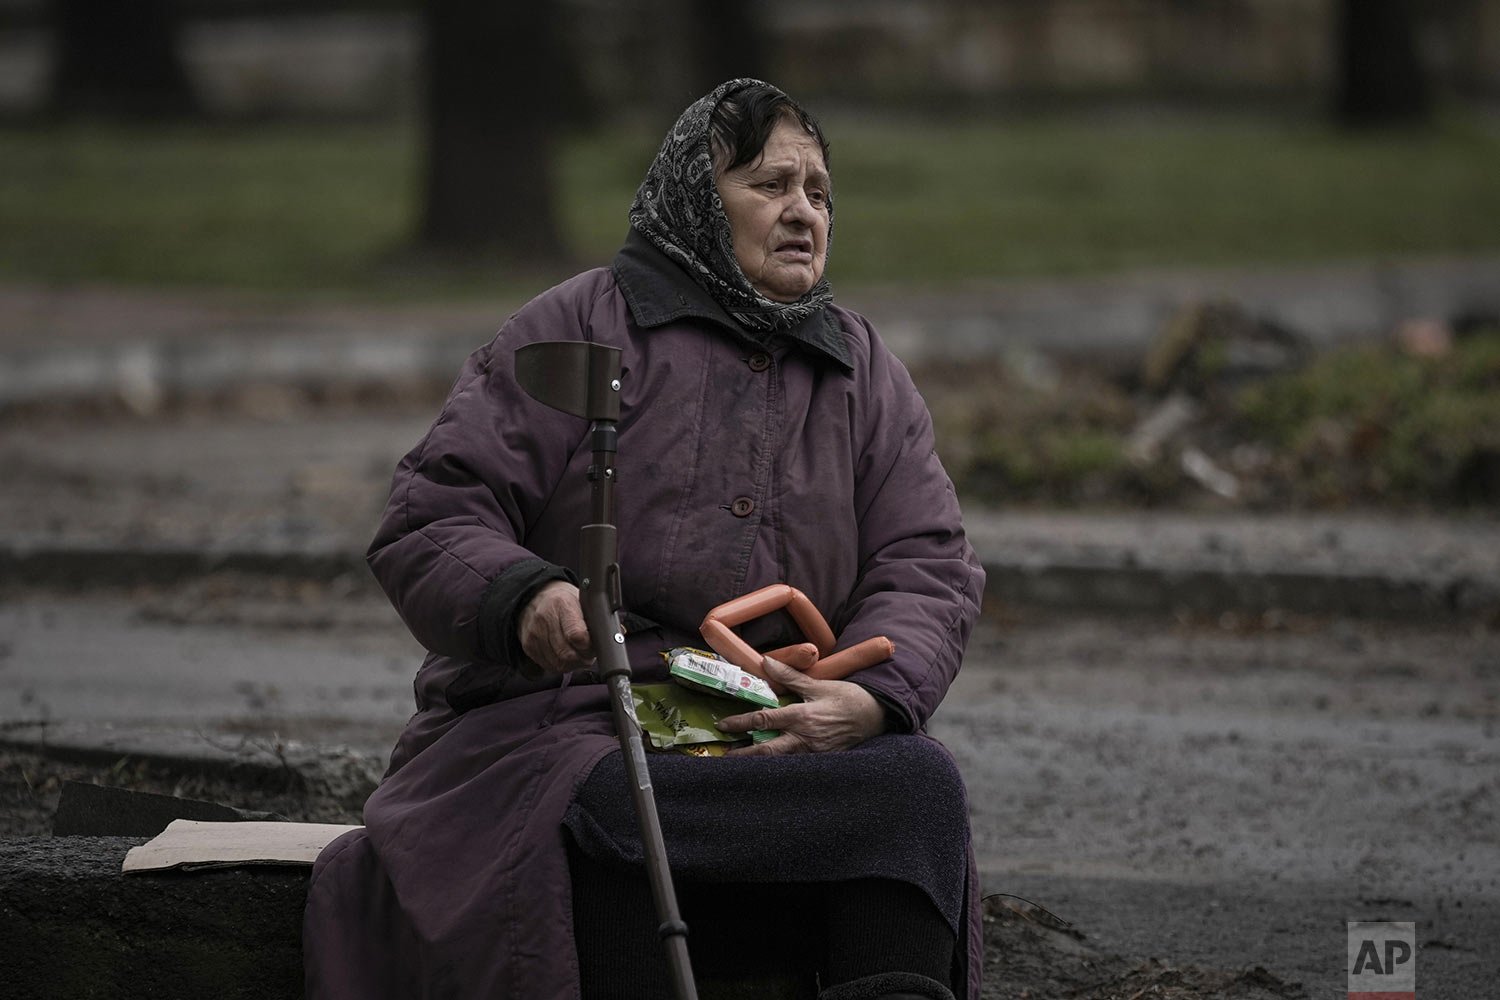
<box><xmin>717</xmin><ymin>656</ymin><xmax>887</xmax><ymax>755</ymax></box>
<box><xmin>517</xmin><ymin>580</ymin><xmax>597</xmax><ymax>673</ymax></box>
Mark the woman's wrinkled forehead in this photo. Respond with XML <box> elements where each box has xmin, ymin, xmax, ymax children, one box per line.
<box><xmin>706</xmin><ymin>87</ymin><xmax>830</xmax><ymax>178</ymax></box>
<box><xmin>711</xmin><ymin>112</ymin><xmax>827</xmax><ymax>179</ymax></box>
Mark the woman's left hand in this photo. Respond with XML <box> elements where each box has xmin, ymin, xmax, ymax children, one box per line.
<box><xmin>717</xmin><ymin>656</ymin><xmax>888</xmax><ymax>756</ymax></box>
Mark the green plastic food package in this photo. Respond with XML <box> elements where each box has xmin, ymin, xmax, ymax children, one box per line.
<box><xmin>632</xmin><ymin>683</ymin><xmax>745</xmax><ymax>750</ymax></box>
<box><xmin>662</xmin><ymin>647</ymin><xmax>779</xmax><ymax>709</ymax></box>
<box><xmin>631</xmin><ymin>683</ymin><xmax>785</xmax><ymax>753</ymax></box>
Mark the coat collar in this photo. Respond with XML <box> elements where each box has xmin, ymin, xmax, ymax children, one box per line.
<box><xmin>611</xmin><ymin>229</ymin><xmax>853</xmax><ymax>372</ymax></box>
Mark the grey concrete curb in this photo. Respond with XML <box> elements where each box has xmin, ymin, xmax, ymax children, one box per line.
<box><xmin>964</xmin><ymin>511</ymin><xmax>1500</xmax><ymax>620</ymax></box>
<box><xmin>0</xmin><ymin>326</ymin><xmax>483</xmax><ymax>412</ymax></box>
<box><xmin>3</xmin><ymin>256</ymin><xmax>1497</xmax><ymax>409</ymax></box>
<box><xmin>0</xmin><ymin>836</ymin><xmax>307</xmax><ymax>1000</ymax></box>
<box><xmin>0</xmin><ymin>727</ymin><xmax>335</xmax><ymax>998</ymax></box>
<box><xmin>0</xmin><ymin>537</ymin><xmax>361</xmax><ymax>587</ymax></box>
<box><xmin>5</xmin><ymin>509</ymin><xmax>1498</xmax><ymax>620</ymax></box>
<box><xmin>984</xmin><ymin>560</ymin><xmax>1489</xmax><ymax>619</ymax></box>
<box><xmin>862</xmin><ymin>254</ymin><xmax>1500</xmax><ymax>365</ymax></box>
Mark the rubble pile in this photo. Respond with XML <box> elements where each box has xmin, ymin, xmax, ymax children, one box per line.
<box><xmin>923</xmin><ymin>303</ymin><xmax>1500</xmax><ymax>510</ymax></box>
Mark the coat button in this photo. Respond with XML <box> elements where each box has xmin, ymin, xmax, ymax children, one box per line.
<box><xmin>747</xmin><ymin>352</ymin><xmax>771</xmax><ymax>372</ymax></box>
<box><xmin>730</xmin><ymin>497</ymin><xmax>755</xmax><ymax>517</ymax></box>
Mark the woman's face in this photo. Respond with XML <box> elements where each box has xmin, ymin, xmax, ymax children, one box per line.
<box><xmin>715</xmin><ymin>119</ymin><xmax>830</xmax><ymax>302</ymax></box>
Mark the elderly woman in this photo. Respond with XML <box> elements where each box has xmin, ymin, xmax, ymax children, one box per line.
<box><xmin>303</xmin><ymin>79</ymin><xmax>985</xmax><ymax>1000</ymax></box>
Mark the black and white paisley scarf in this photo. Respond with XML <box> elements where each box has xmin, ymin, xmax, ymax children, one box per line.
<box><xmin>628</xmin><ymin>78</ymin><xmax>835</xmax><ymax>334</ymax></box>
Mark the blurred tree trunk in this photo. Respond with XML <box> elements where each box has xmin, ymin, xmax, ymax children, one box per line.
<box><xmin>688</xmin><ymin>0</ymin><xmax>766</xmax><ymax>91</ymax></box>
<box><xmin>49</xmin><ymin>0</ymin><xmax>198</xmax><ymax>117</ymax></box>
<box><xmin>420</xmin><ymin>0</ymin><xmax>568</xmax><ymax>259</ymax></box>
<box><xmin>1334</xmin><ymin>0</ymin><xmax>1432</xmax><ymax>126</ymax></box>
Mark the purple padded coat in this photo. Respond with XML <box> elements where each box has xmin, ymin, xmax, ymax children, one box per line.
<box><xmin>302</xmin><ymin>233</ymin><xmax>987</xmax><ymax>999</ymax></box>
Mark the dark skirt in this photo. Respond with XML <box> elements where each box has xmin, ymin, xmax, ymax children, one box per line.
<box><xmin>565</xmin><ymin>734</ymin><xmax>970</xmax><ymax>935</ymax></box>
<box><xmin>565</xmin><ymin>734</ymin><xmax>973</xmax><ymax>997</ymax></box>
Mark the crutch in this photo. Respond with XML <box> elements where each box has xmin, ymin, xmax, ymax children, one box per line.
<box><xmin>515</xmin><ymin>340</ymin><xmax>698</xmax><ymax>1000</ymax></box>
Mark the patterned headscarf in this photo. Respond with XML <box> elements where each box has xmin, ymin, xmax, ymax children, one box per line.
<box><xmin>628</xmin><ymin>78</ymin><xmax>834</xmax><ymax>334</ymax></box>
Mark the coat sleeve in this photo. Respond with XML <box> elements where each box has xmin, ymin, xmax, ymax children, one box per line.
<box><xmin>831</xmin><ymin>318</ymin><xmax>986</xmax><ymax>732</ymax></box>
<box><xmin>365</xmin><ymin>275</ymin><xmax>607</xmax><ymax>667</ymax></box>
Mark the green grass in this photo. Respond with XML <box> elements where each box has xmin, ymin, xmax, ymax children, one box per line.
<box><xmin>841</xmin><ymin>116</ymin><xmax>1500</xmax><ymax>278</ymax></box>
<box><xmin>2</xmin><ymin>113</ymin><xmax>1498</xmax><ymax>298</ymax></box>
<box><xmin>0</xmin><ymin>122</ymin><xmax>416</xmax><ymax>294</ymax></box>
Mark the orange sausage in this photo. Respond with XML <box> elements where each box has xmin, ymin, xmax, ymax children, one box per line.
<box><xmin>702</xmin><ymin>584</ymin><xmax>837</xmax><ymax>655</ymax></box>
<box><xmin>763</xmin><ymin>642</ymin><xmax>820</xmax><ymax>672</ymax></box>
<box><xmin>701</xmin><ymin>584</ymin><xmax>793</xmax><ymax>628</ymax></box>
<box><xmin>701</xmin><ymin>584</ymin><xmax>869</xmax><ymax>693</ymax></box>
<box><xmin>783</xmin><ymin>589</ymin><xmax>836</xmax><ymax>655</ymax></box>
<box><xmin>699</xmin><ymin>618</ymin><xmax>763</xmax><ymax>674</ymax></box>
<box><xmin>805</xmin><ymin>636</ymin><xmax>895</xmax><ymax>681</ymax></box>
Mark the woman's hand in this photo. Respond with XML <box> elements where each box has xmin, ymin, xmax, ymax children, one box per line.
<box><xmin>717</xmin><ymin>656</ymin><xmax>888</xmax><ymax>755</ymax></box>
<box><xmin>516</xmin><ymin>580</ymin><xmax>596</xmax><ymax>673</ymax></box>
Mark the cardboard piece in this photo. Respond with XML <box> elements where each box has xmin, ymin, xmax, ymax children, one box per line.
<box><xmin>122</xmin><ymin>819</ymin><xmax>362</xmax><ymax>873</ymax></box>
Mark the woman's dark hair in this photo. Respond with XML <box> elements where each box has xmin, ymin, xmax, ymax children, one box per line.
<box><xmin>709</xmin><ymin>83</ymin><xmax>830</xmax><ymax>174</ymax></box>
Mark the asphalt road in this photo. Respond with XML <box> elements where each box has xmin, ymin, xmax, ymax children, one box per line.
<box><xmin>2</xmin><ymin>582</ymin><xmax>1496</xmax><ymax>996</ymax></box>
<box><xmin>937</xmin><ymin>610</ymin><xmax>1499</xmax><ymax>998</ymax></box>
<box><xmin>0</xmin><ymin>580</ymin><xmax>421</xmax><ymax>753</ymax></box>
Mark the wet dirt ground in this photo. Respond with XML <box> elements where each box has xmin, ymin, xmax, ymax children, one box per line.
<box><xmin>3</xmin><ymin>577</ymin><xmax>1495</xmax><ymax>998</ymax></box>
<box><xmin>944</xmin><ymin>608</ymin><xmax>1500</xmax><ymax>998</ymax></box>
